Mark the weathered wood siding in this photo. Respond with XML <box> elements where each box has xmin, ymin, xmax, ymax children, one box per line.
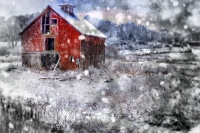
<box><xmin>22</xmin><ymin>53</ymin><xmax>59</xmax><ymax>70</ymax></box>
<box><xmin>22</xmin><ymin>53</ymin><xmax>42</xmax><ymax>69</ymax></box>
<box><xmin>81</xmin><ymin>36</ymin><xmax>105</xmax><ymax>69</ymax></box>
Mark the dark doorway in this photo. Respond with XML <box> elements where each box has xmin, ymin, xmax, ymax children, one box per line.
<box><xmin>45</xmin><ymin>38</ymin><xmax>54</xmax><ymax>51</ymax></box>
<box><xmin>41</xmin><ymin>54</ymin><xmax>59</xmax><ymax>70</ymax></box>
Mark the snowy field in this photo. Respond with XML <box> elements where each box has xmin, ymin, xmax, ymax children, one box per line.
<box><xmin>1</xmin><ymin>42</ymin><xmax>200</xmax><ymax>132</ymax></box>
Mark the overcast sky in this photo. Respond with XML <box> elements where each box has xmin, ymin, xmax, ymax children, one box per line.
<box><xmin>0</xmin><ymin>0</ymin><xmax>149</xmax><ymax>18</ymax></box>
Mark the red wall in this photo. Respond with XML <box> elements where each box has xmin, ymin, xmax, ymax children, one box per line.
<box><xmin>21</xmin><ymin>7</ymin><xmax>82</xmax><ymax>70</ymax></box>
<box><xmin>55</xmin><ymin>12</ymin><xmax>81</xmax><ymax>70</ymax></box>
<box><xmin>21</xmin><ymin>18</ymin><xmax>44</xmax><ymax>52</ymax></box>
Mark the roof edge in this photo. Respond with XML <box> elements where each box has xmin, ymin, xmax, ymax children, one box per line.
<box><xmin>84</xmin><ymin>34</ymin><xmax>107</xmax><ymax>39</ymax></box>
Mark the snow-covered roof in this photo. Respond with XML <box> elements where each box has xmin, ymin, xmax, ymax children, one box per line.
<box><xmin>58</xmin><ymin>3</ymin><xmax>75</xmax><ymax>7</ymax></box>
<box><xmin>20</xmin><ymin>5</ymin><xmax>106</xmax><ymax>38</ymax></box>
<box><xmin>50</xmin><ymin>5</ymin><xmax>106</xmax><ymax>38</ymax></box>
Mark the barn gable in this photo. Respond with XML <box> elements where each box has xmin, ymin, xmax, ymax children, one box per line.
<box><xmin>20</xmin><ymin>4</ymin><xmax>106</xmax><ymax>38</ymax></box>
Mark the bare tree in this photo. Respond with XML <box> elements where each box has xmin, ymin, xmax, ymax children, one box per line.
<box><xmin>1</xmin><ymin>17</ymin><xmax>21</xmax><ymax>48</ymax></box>
<box><xmin>0</xmin><ymin>16</ymin><xmax>6</xmax><ymax>41</ymax></box>
<box><xmin>0</xmin><ymin>15</ymin><xmax>31</xmax><ymax>49</ymax></box>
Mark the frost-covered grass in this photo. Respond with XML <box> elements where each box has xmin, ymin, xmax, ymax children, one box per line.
<box><xmin>148</xmin><ymin>66</ymin><xmax>200</xmax><ymax>131</ymax></box>
<box><xmin>0</xmin><ymin>41</ymin><xmax>200</xmax><ymax>132</ymax></box>
<box><xmin>0</xmin><ymin>54</ymin><xmax>21</xmax><ymax>63</ymax></box>
<box><xmin>2</xmin><ymin>58</ymin><xmax>197</xmax><ymax>132</ymax></box>
<box><xmin>0</xmin><ymin>57</ymin><xmax>178</xmax><ymax>132</ymax></box>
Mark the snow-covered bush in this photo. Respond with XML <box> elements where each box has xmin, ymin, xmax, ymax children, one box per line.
<box><xmin>148</xmin><ymin>66</ymin><xmax>200</xmax><ymax>131</ymax></box>
<box><xmin>8</xmin><ymin>46</ymin><xmax>21</xmax><ymax>56</ymax></box>
<box><xmin>0</xmin><ymin>54</ymin><xmax>21</xmax><ymax>62</ymax></box>
<box><xmin>105</xmin><ymin>46</ymin><xmax>118</xmax><ymax>58</ymax></box>
<box><xmin>0</xmin><ymin>46</ymin><xmax>9</xmax><ymax>56</ymax></box>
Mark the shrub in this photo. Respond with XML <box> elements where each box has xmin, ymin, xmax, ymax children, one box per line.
<box><xmin>148</xmin><ymin>66</ymin><xmax>200</xmax><ymax>131</ymax></box>
<box><xmin>105</xmin><ymin>46</ymin><xmax>118</xmax><ymax>58</ymax></box>
<box><xmin>0</xmin><ymin>47</ymin><xmax>9</xmax><ymax>56</ymax></box>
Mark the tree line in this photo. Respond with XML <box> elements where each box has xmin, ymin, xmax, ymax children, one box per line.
<box><xmin>0</xmin><ymin>11</ymin><xmax>196</xmax><ymax>50</ymax></box>
<box><xmin>84</xmin><ymin>15</ymin><xmax>175</xmax><ymax>49</ymax></box>
<box><xmin>0</xmin><ymin>13</ymin><xmax>39</xmax><ymax>49</ymax></box>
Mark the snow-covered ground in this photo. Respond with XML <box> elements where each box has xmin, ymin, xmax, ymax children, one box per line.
<box><xmin>0</xmin><ymin>59</ymin><xmax>173</xmax><ymax>132</ymax></box>
<box><xmin>0</xmin><ymin>60</ymin><xmax>165</xmax><ymax>132</ymax></box>
<box><xmin>191</xmin><ymin>46</ymin><xmax>200</xmax><ymax>60</ymax></box>
<box><xmin>1</xmin><ymin>42</ymin><xmax>200</xmax><ymax>132</ymax></box>
<box><xmin>119</xmin><ymin>46</ymin><xmax>191</xmax><ymax>56</ymax></box>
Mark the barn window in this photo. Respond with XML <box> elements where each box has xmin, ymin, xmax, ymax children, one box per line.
<box><xmin>51</xmin><ymin>19</ymin><xmax>57</xmax><ymax>25</ymax></box>
<box><xmin>42</xmin><ymin>11</ymin><xmax>50</xmax><ymax>34</ymax></box>
<box><xmin>70</xmin><ymin>56</ymin><xmax>74</xmax><ymax>62</ymax></box>
<box><xmin>45</xmin><ymin>38</ymin><xmax>54</xmax><ymax>51</ymax></box>
<box><xmin>76</xmin><ymin>59</ymin><xmax>80</xmax><ymax>65</ymax></box>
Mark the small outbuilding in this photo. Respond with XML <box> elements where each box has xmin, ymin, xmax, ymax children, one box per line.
<box><xmin>19</xmin><ymin>3</ymin><xmax>106</xmax><ymax>70</ymax></box>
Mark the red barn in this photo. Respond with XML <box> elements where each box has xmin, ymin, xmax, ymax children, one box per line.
<box><xmin>19</xmin><ymin>3</ymin><xmax>106</xmax><ymax>70</ymax></box>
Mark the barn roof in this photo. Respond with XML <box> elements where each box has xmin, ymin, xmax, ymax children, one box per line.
<box><xmin>19</xmin><ymin>5</ymin><xmax>106</xmax><ymax>38</ymax></box>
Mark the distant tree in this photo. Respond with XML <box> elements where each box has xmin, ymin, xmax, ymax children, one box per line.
<box><xmin>172</xmin><ymin>32</ymin><xmax>182</xmax><ymax>46</ymax></box>
<box><xmin>0</xmin><ymin>16</ymin><xmax>5</xmax><ymax>26</ymax></box>
<box><xmin>0</xmin><ymin>16</ymin><xmax>6</xmax><ymax>41</ymax></box>
<box><xmin>1</xmin><ymin>17</ymin><xmax>21</xmax><ymax>48</ymax></box>
<box><xmin>118</xmin><ymin>23</ymin><xmax>133</xmax><ymax>40</ymax></box>
<box><xmin>15</xmin><ymin>15</ymin><xmax>30</xmax><ymax>29</ymax></box>
<box><xmin>1</xmin><ymin>14</ymin><xmax>33</xmax><ymax>48</ymax></box>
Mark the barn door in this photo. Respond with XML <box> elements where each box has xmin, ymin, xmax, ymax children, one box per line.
<box><xmin>41</xmin><ymin>54</ymin><xmax>59</xmax><ymax>70</ymax></box>
<box><xmin>45</xmin><ymin>38</ymin><xmax>54</xmax><ymax>51</ymax></box>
